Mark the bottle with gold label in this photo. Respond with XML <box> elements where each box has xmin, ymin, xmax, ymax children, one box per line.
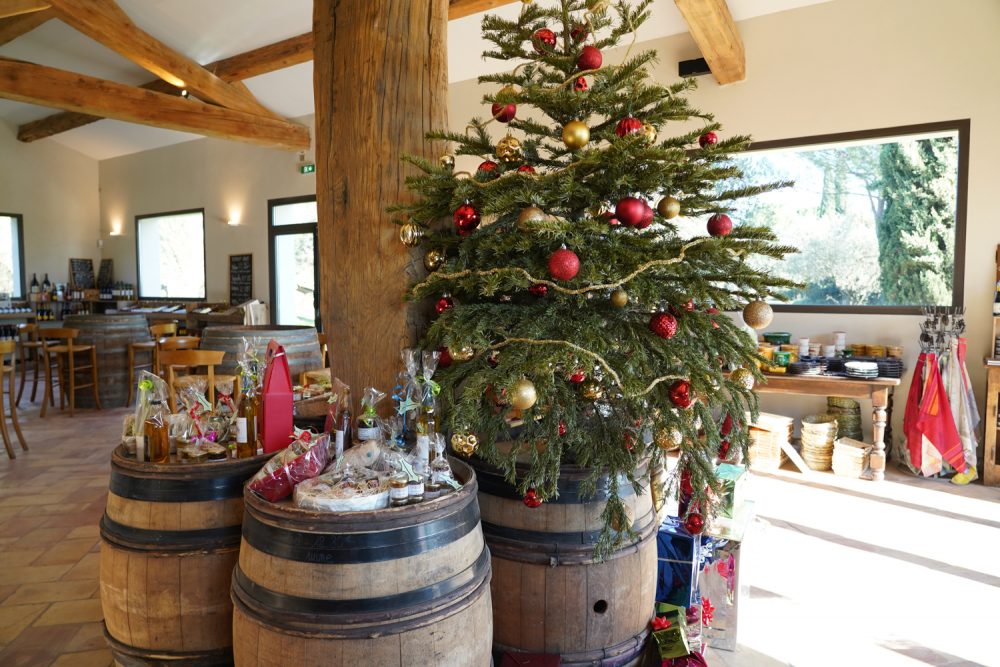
<box><xmin>235</xmin><ymin>376</ymin><xmax>257</xmax><ymax>458</ymax></box>
<box><xmin>144</xmin><ymin>399</ymin><xmax>170</xmax><ymax>464</ymax></box>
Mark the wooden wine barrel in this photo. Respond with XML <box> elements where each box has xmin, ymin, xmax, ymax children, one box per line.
<box><xmin>200</xmin><ymin>325</ymin><xmax>323</xmax><ymax>382</ymax></box>
<box><xmin>232</xmin><ymin>458</ymin><xmax>493</xmax><ymax>666</ymax></box>
<box><xmin>472</xmin><ymin>459</ymin><xmax>658</xmax><ymax>666</ymax></box>
<box><xmin>100</xmin><ymin>444</ymin><xmax>270</xmax><ymax>666</ymax></box>
<box><xmin>64</xmin><ymin>313</ymin><xmax>150</xmax><ymax>408</ymax></box>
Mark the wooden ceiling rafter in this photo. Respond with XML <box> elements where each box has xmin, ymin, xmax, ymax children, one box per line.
<box><xmin>47</xmin><ymin>0</ymin><xmax>281</xmax><ymax>119</ymax></box>
<box><xmin>673</xmin><ymin>0</ymin><xmax>745</xmax><ymax>84</ymax></box>
<box><xmin>0</xmin><ymin>6</ymin><xmax>52</xmax><ymax>46</ymax></box>
<box><xmin>0</xmin><ymin>0</ymin><xmax>49</xmax><ymax>20</ymax></box>
<box><xmin>0</xmin><ymin>56</ymin><xmax>310</xmax><ymax>150</ymax></box>
<box><xmin>17</xmin><ymin>32</ymin><xmax>314</xmax><ymax>142</ymax></box>
<box><xmin>448</xmin><ymin>0</ymin><xmax>519</xmax><ymax>20</ymax></box>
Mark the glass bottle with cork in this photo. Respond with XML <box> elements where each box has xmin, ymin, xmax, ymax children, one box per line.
<box><xmin>144</xmin><ymin>399</ymin><xmax>170</xmax><ymax>464</ymax></box>
<box><xmin>235</xmin><ymin>373</ymin><xmax>257</xmax><ymax>458</ymax></box>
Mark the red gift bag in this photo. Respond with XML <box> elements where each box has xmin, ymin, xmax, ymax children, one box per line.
<box><xmin>260</xmin><ymin>339</ymin><xmax>294</xmax><ymax>453</ymax></box>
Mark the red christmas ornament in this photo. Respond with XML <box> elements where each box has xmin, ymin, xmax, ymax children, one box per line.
<box><xmin>487</xmin><ymin>350</ymin><xmax>500</xmax><ymax>368</ymax></box>
<box><xmin>577</xmin><ymin>45</ymin><xmax>603</xmax><ymax>71</ymax></box>
<box><xmin>573</xmin><ymin>76</ymin><xmax>588</xmax><ymax>92</ymax></box>
<box><xmin>615</xmin><ymin>196</ymin><xmax>646</xmax><ymax>227</ymax></box>
<box><xmin>523</xmin><ymin>488</ymin><xmax>543</xmax><ymax>508</ymax></box>
<box><xmin>624</xmin><ymin>432</ymin><xmax>635</xmax><ymax>450</ymax></box>
<box><xmin>684</xmin><ymin>512</ymin><xmax>705</xmax><ymax>535</ymax></box>
<box><xmin>548</xmin><ymin>248</ymin><xmax>580</xmax><ymax>281</ymax></box>
<box><xmin>491</xmin><ymin>101</ymin><xmax>516</xmax><ymax>123</ymax></box>
<box><xmin>569</xmin><ymin>370</ymin><xmax>586</xmax><ymax>384</ymax></box>
<box><xmin>454</xmin><ymin>203</ymin><xmax>480</xmax><ymax>236</ymax></box>
<box><xmin>707</xmin><ymin>213</ymin><xmax>732</xmax><ymax>237</ymax></box>
<box><xmin>615</xmin><ymin>116</ymin><xmax>643</xmax><ymax>138</ymax></box>
<box><xmin>477</xmin><ymin>160</ymin><xmax>499</xmax><ymax>174</ymax></box>
<box><xmin>558</xmin><ymin>421</ymin><xmax>567</xmax><ymax>436</ymax></box>
<box><xmin>437</xmin><ymin>346</ymin><xmax>453</xmax><ymax>368</ymax></box>
<box><xmin>721</xmin><ymin>412</ymin><xmax>734</xmax><ymax>436</ymax></box>
<box><xmin>569</xmin><ymin>22</ymin><xmax>589</xmax><ymax>43</ymax></box>
<box><xmin>635</xmin><ymin>201</ymin><xmax>654</xmax><ymax>229</ymax></box>
<box><xmin>517</xmin><ymin>164</ymin><xmax>535</xmax><ymax>173</ymax></box>
<box><xmin>699</xmin><ymin>131</ymin><xmax>719</xmax><ymax>148</ymax></box>
<box><xmin>529</xmin><ymin>283</ymin><xmax>548</xmax><ymax>297</ymax></box>
<box><xmin>669</xmin><ymin>380</ymin><xmax>694</xmax><ymax>409</ymax></box>
<box><xmin>648</xmin><ymin>312</ymin><xmax>678</xmax><ymax>339</ymax></box>
<box><xmin>680</xmin><ymin>469</ymin><xmax>694</xmax><ymax>496</ymax></box>
<box><xmin>706</xmin><ymin>306</ymin><xmax>720</xmax><ymax>329</ymax></box>
<box><xmin>684</xmin><ymin>299</ymin><xmax>696</xmax><ymax>312</ymax></box>
<box><xmin>532</xmin><ymin>28</ymin><xmax>557</xmax><ymax>53</ymax></box>
<box><xmin>718</xmin><ymin>439</ymin><xmax>732</xmax><ymax>460</ymax></box>
<box><xmin>434</xmin><ymin>295</ymin><xmax>454</xmax><ymax>315</ymax></box>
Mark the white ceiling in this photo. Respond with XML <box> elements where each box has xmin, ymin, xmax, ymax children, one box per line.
<box><xmin>0</xmin><ymin>0</ymin><xmax>829</xmax><ymax>160</ymax></box>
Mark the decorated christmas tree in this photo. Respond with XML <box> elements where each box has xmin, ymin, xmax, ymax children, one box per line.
<box><xmin>392</xmin><ymin>0</ymin><xmax>795</xmax><ymax>556</ymax></box>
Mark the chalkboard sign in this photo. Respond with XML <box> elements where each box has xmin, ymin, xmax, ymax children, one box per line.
<box><xmin>69</xmin><ymin>258</ymin><xmax>95</xmax><ymax>289</ymax></box>
<box><xmin>97</xmin><ymin>259</ymin><xmax>113</xmax><ymax>288</ymax></box>
<box><xmin>229</xmin><ymin>253</ymin><xmax>253</xmax><ymax>305</ymax></box>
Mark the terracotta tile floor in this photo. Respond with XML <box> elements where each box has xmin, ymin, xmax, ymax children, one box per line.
<box><xmin>2</xmin><ymin>392</ymin><xmax>999</xmax><ymax>666</ymax></box>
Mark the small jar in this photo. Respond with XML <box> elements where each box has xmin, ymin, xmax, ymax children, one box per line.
<box><xmin>389</xmin><ymin>474</ymin><xmax>409</xmax><ymax>508</ymax></box>
<box><xmin>407</xmin><ymin>477</ymin><xmax>425</xmax><ymax>504</ymax></box>
<box><xmin>424</xmin><ymin>480</ymin><xmax>441</xmax><ymax>501</ymax></box>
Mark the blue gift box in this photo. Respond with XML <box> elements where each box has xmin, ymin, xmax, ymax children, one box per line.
<box><xmin>655</xmin><ymin>516</ymin><xmax>703</xmax><ymax>607</ymax></box>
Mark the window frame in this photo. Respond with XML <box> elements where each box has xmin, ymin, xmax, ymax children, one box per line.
<box><xmin>0</xmin><ymin>213</ymin><xmax>26</xmax><ymax>300</ymax></box>
<box><xmin>134</xmin><ymin>207</ymin><xmax>207</xmax><ymax>301</ymax></box>
<box><xmin>267</xmin><ymin>195</ymin><xmax>320</xmax><ymax>328</ymax></box>
<box><xmin>739</xmin><ymin>119</ymin><xmax>970</xmax><ymax>315</ymax></box>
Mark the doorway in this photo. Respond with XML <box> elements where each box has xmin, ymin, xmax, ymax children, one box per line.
<box><xmin>268</xmin><ymin>195</ymin><xmax>318</xmax><ymax>327</ymax></box>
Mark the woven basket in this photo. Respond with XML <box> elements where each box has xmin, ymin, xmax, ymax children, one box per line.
<box><xmin>832</xmin><ymin>437</ymin><xmax>871</xmax><ymax>478</ymax></box>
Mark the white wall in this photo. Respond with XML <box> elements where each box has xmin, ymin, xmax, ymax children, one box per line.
<box><xmin>98</xmin><ymin>115</ymin><xmax>316</xmax><ymax>304</ymax></box>
<box><xmin>448</xmin><ymin>0</ymin><xmax>1000</xmax><ymax>446</ymax></box>
<box><xmin>0</xmin><ymin>119</ymin><xmax>100</xmax><ymax>291</ymax></box>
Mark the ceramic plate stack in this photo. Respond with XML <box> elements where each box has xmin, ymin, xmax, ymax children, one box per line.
<box><xmin>800</xmin><ymin>414</ymin><xmax>838</xmax><ymax>471</ymax></box>
<box><xmin>875</xmin><ymin>357</ymin><xmax>904</xmax><ymax>378</ymax></box>
<box><xmin>745</xmin><ymin>412</ymin><xmax>793</xmax><ymax>471</ymax></box>
<box><xmin>788</xmin><ymin>360</ymin><xmax>822</xmax><ymax>376</ymax></box>
<box><xmin>827</xmin><ymin>397</ymin><xmax>863</xmax><ymax>440</ymax></box>
<box><xmin>845</xmin><ymin>361</ymin><xmax>879</xmax><ymax>379</ymax></box>
<box><xmin>832</xmin><ymin>437</ymin><xmax>871</xmax><ymax>478</ymax></box>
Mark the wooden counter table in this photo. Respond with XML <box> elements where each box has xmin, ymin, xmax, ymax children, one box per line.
<box><xmin>754</xmin><ymin>374</ymin><xmax>901</xmax><ymax>481</ymax></box>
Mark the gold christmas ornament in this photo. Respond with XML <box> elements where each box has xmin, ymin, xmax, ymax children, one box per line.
<box><xmin>579</xmin><ymin>378</ymin><xmax>603</xmax><ymax>401</ymax></box>
<box><xmin>654</xmin><ymin>428</ymin><xmax>681</xmax><ymax>451</ymax></box>
<box><xmin>511</xmin><ymin>378</ymin><xmax>538</xmax><ymax>410</ymax></box>
<box><xmin>588</xmin><ymin>203</ymin><xmax>609</xmax><ymax>219</ymax></box>
<box><xmin>399</xmin><ymin>223</ymin><xmax>423</xmax><ymax>247</ymax></box>
<box><xmin>495</xmin><ymin>135</ymin><xmax>523</xmax><ymax>163</ymax></box>
<box><xmin>451</xmin><ymin>346</ymin><xmax>474</xmax><ymax>362</ymax></box>
<box><xmin>423</xmin><ymin>248</ymin><xmax>446</xmax><ymax>272</ymax></box>
<box><xmin>730</xmin><ymin>367</ymin><xmax>756</xmax><ymax>391</ymax></box>
<box><xmin>642</xmin><ymin>123</ymin><xmax>657</xmax><ymax>143</ymax></box>
<box><xmin>439</xmin><ymin>154</ymin><xmax>455</xmax><ymax>170</ymax></box>
<box><xmin>610</xmin><ymin>288</ymin><xmax>629</xmax><ymax>309</ymax></box>
<box><xmin>561</xmin><ymin>120</ymin><xmax>590</xmax><ymax>151</ymax></box>
<box><xmin>517</xmin><ymin>205</ymin><xmax>547</xmax><ymax>229</ymax></box>
<box><xmin>610</xmin><ymin>503</ymin><xmax>635</xmax><ymax>533</ymax></box>
<box><xmin>742</xmin><ymin>299</ymin><xmax>774</xmax><ymax>330</ymax></box>
<box><xmin>657</xmin><ymin>196</ymin><xmax>681</xmax><ymax>220</ymax></box>
<box><xmin>451</xmin><ymin>432</ymin><xmax>479</xmax><ymax>457</ymax></box>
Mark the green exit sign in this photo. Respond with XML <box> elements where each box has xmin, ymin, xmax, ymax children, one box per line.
<box><xmin>299</xmin><ymin>163</ymin><xmax>316</xmax><ymax>174</ymax></box>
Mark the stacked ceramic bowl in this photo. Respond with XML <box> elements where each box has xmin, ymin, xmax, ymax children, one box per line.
<box><xmin>800</xmin><ymin>414</ymin><xmax>838</xmax><ymax>471</ymax></box>
<box><xmin>832</xmin><ymin>437</ymin><xmax>871</xmax><ymax>478</ymax></box>
<box><xmin>827</xmin><ymin>397</ymin><xmax>863</xmax><ymax>440</ymax></box>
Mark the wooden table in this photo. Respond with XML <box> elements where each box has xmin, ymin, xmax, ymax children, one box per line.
<box><xmin>754</xmin><ymin>374</ymin><xmax>901</xmax><ymax>481</ymax></box>
<box><xmin>982</xmin><ymin>361</ymin><xmax>1000</xmax><ymax>486</ymax></box>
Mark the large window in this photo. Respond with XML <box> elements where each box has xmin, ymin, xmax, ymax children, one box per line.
<box><xmin>0</xmin><ymin>214</ymin><xmax>25</xmax><ymax>299</ymax></box>
<box><xmin>268</xmin><ymin>196</ymin><xmax>318</xmax><ymax>327</ymax></box>
<box><xmin>136</xmin><ymin>209</ymin><xmax>206</xmax><ymax>299</ymax></box>
<box><xmin>702</xmin><ymin>121</ymin><xmax>968</xmax><ymax>313</ymax></box>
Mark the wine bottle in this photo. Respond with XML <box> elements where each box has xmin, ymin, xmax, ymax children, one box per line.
<box><xmin>30</xmin><ymin>274</ymin><xmax>38</xmax><ymax>294</ymax></box>
<box><xmin>42</xmin><ymin>273</ymin><xmax>50</xmax><ymax>293</ymax></box>
<box><xmin>993</xmin><ymin>281</ymin><xmax>1000</xmax><ymax>316</ymax></box>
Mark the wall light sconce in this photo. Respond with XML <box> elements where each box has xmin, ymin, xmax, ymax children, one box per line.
<box><xmin>226</xmin><ymin>212</ymin><xmax>241</xmax><ymax>226</ymax></box>
<box><xmin>109</xmin><ymin>219</ymin><xmax>123</xmax><ymax>236</ymax></box>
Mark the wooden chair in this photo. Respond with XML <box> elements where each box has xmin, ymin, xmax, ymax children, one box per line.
<box><xmin>156</xmin><ymin>336</ymin><xmax>201</xmax><ymax>375</ymax></box>
<box><xmin>159</xmin><ymin>349</ymin><xmax>226</xmax><ymax>412</ymax></box>
<box><xmin>126</xmin><ymin>321</ymin><xmax>178</xmax><ymax>406</ymax></box>
<box><xmin>16</xmin><ymin>323</ymin><xmax>46</xmax><ymax>408</ymax></box>
<box><xmin>40</xmin><ymin>328</ymin><xmax>100</xmax><ymax>417</ymax></box>
<box><xmin>0</xmin><ymin>340</ymin><xmax>27</xmax><ymax>459</ymax></box>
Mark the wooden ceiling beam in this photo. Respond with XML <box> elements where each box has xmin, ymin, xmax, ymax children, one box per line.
<box><xmin>448</xmin><ymin>0</ymin><xmax>519</xmax><ymax>20</ymax></box>
<box><xmin>674</xmin><ymin>0</ymin><xmax>745</xmax><ymax>85</ymax></box>
<box><xmin>18</xmin><ymin>32</ymin><xmax>313</xmax><ymax>142</ymax></box>
<box><xmin>0</xmin><ymin>57</ymin><xmax>310</xmax><ymax>150</ymax></box>
<box><xmin>47</xmin><ymin>0</ymin><xmax>281</xmax><ymax>119</ymax></box>
<box><xmin>0</xmin><ymin>0</ymin><xmax>49</xmax><ymax>20</ymax></box>
<box><xmin>0</xmin><ymin>5</ymin><xmax>52</xmax><ymax>45</ymax></box>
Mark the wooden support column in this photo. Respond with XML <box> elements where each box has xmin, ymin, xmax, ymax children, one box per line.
<box><xmin>314</xmin><ymin>0</ymin><xmax>448</xmax><ymax>398</ymax></box>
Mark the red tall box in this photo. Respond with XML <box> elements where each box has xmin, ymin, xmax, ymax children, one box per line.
<box><xmin>259</xmin><ymin>339</ymin><xmax>294</xmax><ymax>453</ymax></box>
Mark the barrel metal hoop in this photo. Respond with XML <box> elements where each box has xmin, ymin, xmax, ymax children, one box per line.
<box><xmin>100</xmin><ymin>513</ymin><xmax>241</xmax><ymax>553</ymax></box>
<box><xmin>493</xmin><ymin>626</ymin><xmax>649</xmax><ymax>667</ymax></box>
<box><xmin>110</xmin><ymin>468</ymin><xmax>248</xmax><ymax>502</ymax></box>
<box><xmin>475</xmin><ymin>467</ymin><xmax>635</xmax><ymax>504</ymax></box>
<box><xmin>241</xmin><ymin>499</ymin><xmax>481</xmax><ymax>564</ymax></box>
<box><xmin>103</xmin><ymin>622</ymin><xmax>234</xmax><ymax>666</ymax></box>
<box><xmin>233</xmin><ymin>546</ymin><xmax>490</xmax><ymax>620</ymax></box>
